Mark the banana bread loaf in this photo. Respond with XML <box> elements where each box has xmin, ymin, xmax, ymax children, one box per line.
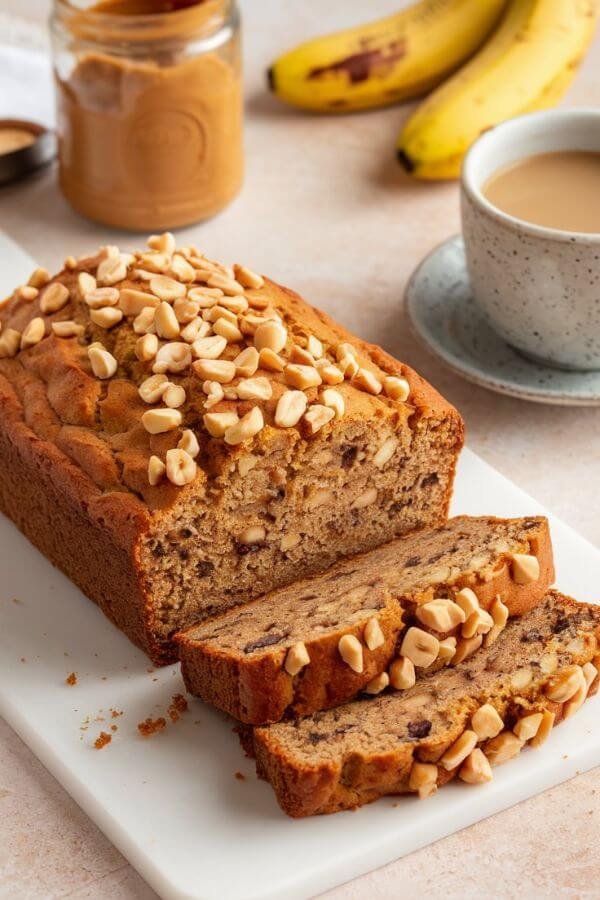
<box><xmin>0</xmin><ymin>235</ymin><xmax>463</xmax><ymax>663</ymax></box>
<box><xmin>248</xmin><ymin>591</ymin><xmax>600</xmax><ymax>816</ymax></box>
<box><xmin>178</xmin><ymin>515</ymin><xmax>553</xmax><ymax>723</ymax></box>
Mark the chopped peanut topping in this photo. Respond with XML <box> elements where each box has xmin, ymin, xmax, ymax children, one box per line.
<box><xmin>165</xmin><ymin>448</ymin><xmax>197</xmax><ymax>486</ymax></box>
<box><xmin>141</xmin><ymin>408</ymin><xmax>182</xmax><ymax>434</ymax></box>
<box><xmin>148</xmin><ymin>455</ymin><xmax>166</xmax><ymax>486</ymax></box>
<box><xmin>20</xmin><ymin>317</ymin><xmax>45</xmax><ymax>349</ymax></box>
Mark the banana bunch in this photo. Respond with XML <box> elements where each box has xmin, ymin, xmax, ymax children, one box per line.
<box><xmin>268</xmin><ymin>0</ymin><xmax>506</xmax><ymax>113</ymax></box>
<box><xmin>269</xmin><ymin>0</ymin><xmax>599</xmax><ymax>179</ymax></box>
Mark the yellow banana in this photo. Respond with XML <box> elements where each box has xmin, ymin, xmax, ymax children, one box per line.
<box><xmin>398</xmin><ymin>0</ymin><xmax>599</xmax><ymax>179</ymax></box>
<box><xmin>267</xmin><ymin>0</ymin><xmax>506</xmax><ymax>113</ymax></box>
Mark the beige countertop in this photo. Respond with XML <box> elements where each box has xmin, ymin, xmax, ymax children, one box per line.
<box><xmin>2</xmin><ymin>1</ymin><xmax>600</xmax><ymax>897</ymax></box>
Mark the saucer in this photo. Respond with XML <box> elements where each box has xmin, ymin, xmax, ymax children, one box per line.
<box><xmin>405</xmin><ymin>235</ymin><xmax>600</xmax><ymax>406</ymax></box>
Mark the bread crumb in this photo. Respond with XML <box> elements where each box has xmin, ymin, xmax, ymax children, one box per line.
<box><xmin>234</xmin><ymin>771</ymin><xmax>245</xmax><ymax>781</ymax></box>
<box><xmin>20</xmin><ymin>657</ymin><xmax>26</xmax><ymax>663</ymax></box>
<box><xmin>94</xmin><ymin>731</ymin><xmax>112</xmax><ymax>750</ymax></box>
<box><xmin>110</xmin><ymin>724</ymin><xmax>118</xmax><ymax>733</ymax></box>
<box><xmin>66</xmin><ymin>672</ymin><xmax>77</xmax><ymax>686</ymax></box>
<box><xmin>110</xmin><ymin>708</ymin><xmax>123</xmax><ymax>718</ymax></box>
<box><xmin>168</xmin><ymin>693</ymin><xmax>189</xmax><ymax>723</ymax></box>
<box><xmin>137</xmin><ymin>716</ymin><xmax>166</xmax><ymax>737</ymax></box>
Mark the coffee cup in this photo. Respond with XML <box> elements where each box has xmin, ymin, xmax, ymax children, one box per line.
<box><xmin>461</xmin><ymin>108</ymin><xmax>600</xmax><ymax>371</ymax></box>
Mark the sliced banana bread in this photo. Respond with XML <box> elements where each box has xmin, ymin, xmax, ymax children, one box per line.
<box><xmin>0</xmin><ymin>235</ymin><xmax>463</xmax><ymax>664</ymax></box>
<box><xmin>177</xmin><ymin>515</ymin><xmax>554</xmax><ymax>723</ymax></box>
<box><xmin>248</xmin><ymin>590</ymin><xmax>600</xmax><ymax>816</ymax></box>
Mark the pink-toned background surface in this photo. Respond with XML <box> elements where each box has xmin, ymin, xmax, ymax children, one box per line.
<box><xmin>2</xmin><ymin>1</ymin><xmax>600</xmax><ymax>896</ymax></box>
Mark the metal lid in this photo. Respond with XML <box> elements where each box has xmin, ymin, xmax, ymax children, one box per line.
<box><xmin>0</xmin><ymin>119</ymin><xmax>57</xmax><ymax>186</ymax></box>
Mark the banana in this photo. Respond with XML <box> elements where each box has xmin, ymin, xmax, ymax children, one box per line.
<box><xmin>267</xmin><ymin>0</ymin><xmax>506</xmax><ymax>113</ymax></box>
<box><xmin>398</xmin><ymin>0</ymin><xmax>599</xmax><ymax>179</ymax></box>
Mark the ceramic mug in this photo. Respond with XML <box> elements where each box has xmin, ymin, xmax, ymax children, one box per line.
<box><xmin>461</xmin><ymin>108</ymin><xmax>600</xmax><ymax>371</ymax></box>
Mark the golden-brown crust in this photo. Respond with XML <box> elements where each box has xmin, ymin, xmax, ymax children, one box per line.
<box><xmin>0</xmin><ymin>242</ymin><xmax>463</xmax><ymax>662</ymax></box>
<box><xmin>177</xmin><ymin>516</ymin><xmax>554</xmax><ymax>722</ymax></box>
<box><xmin>250</xmin><ymin>592</ymin><xmax>600</xmax><ymax>817</ymax></box>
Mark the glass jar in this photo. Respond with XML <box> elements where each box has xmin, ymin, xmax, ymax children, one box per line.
<box><xmin>50</xmin><ymin>0</ymin><xmax>243</xmax><ymax>231</ymax></box>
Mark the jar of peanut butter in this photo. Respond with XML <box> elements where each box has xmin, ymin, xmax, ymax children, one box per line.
<box><xmin>50</xmin><ymin>0</ymin><xmax>243</xmax><ymax>230</ymax></box>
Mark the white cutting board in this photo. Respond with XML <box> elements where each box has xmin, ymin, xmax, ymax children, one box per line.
<box><xmin>1</xmin><ymin>232</ymin><xmax>600</xmax><ymax>900</ymax></box>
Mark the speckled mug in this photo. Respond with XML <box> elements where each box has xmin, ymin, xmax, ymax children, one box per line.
<box><xmin>461</xmin><ymin>109</ymin><xmax>600</xmax><ymax>371</ymax></box>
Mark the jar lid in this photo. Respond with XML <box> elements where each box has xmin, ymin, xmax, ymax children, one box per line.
<box><xmin>0</xmin><ymin>120</ymin><xmax>57</xmax><ymax>186</ymax></box>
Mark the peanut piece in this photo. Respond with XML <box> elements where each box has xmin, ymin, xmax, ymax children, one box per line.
<box><xmin>88</xmin><ymin>345</ymin><xmax>117</xmax><ymax>379</ymax></box>
<box><xmin>409</xmin><ymin>762</ymin><xmax>438</xmax><ymax>800</ymax></box>
<box><xmin>258</xmin><ymin>347</ymin><xmax>285</xmax><ymax>372</ymax></box>
<box><xmin>234</xmin><ymin>346</ymin><xmax>259</xmax><ymax>377</ymax></box>
<box><xmin>234</xmin><ymin>263</ymin><xmax>264</xmax><ymax>289</ymax></box>
<box><xmin>40</xmin><ymin>282</ymin><xmax>70</xmax><ymax>314</ymax></box>
<box><xmin>529</xmin><ymin>710</ymin><xmax>556</xmax><ymax>748</ymax></box>
<box><xmin>52</xmin><ymin>321</ymin><xmax>84</xmax><ymax>338</ymax></box>
<box><xmin>364</xmin><ymin>672</ymin><xmax>389</xmax><ymax>695</ymax></box>
<box><xmin>178</xmin><ymin>429</ymin><xmax>200</xmax><ymax>459</ymax></box>
<box><xmin>416</xmin><ymin>598</ymin><xmax>466</xmax><ymax>633</ymax></box>
<box><xmin>485</xmin><ymin>731</ymin><xmax>523</xmax><ymax>766</ymax></box>
<box><xmin>400</xmin><ymin>627</ymin><xmax>440</xmax><ymax>668</ymax></box>
<box><xmin>165</xmin><ymin>448</ymin><xmax>197</xmax><ymax>486</ymax></box>
<box><xmin>304</xmin><ymin>404</ymin><xmax>335</xmax><ymax>434</ymax></box>
<box><xmin>28</xmin><ymin>267</ymin><xmax>50</xmax><ymax>289</ymax></box>
<box><xmin>338</xmin><ymin>634</ymin><xmax>364</xmax><ymax>674</ymax></box>
<box><xmin>454</xmin><ymin>587</ymin><xmax>480</xmax><ymax>618</ymax></box>
<box><xmin>213</xmin><ymin>317</ymin><xmax>243</xmax><ymax>343</ymax></box>
<box><xmin>462</xmin><ymin>607</ymin><xmax>494</xmax><ymax>639</ymax></box>
<box><xmin>148</xmin><ymin>455</ymin><xmax>166</xmax><ymax>486</ymax></box>
<box><xmin>513</xmin><ymin>713</ymin><xmax>544</xmax><ymax>742</ymax></box>
<box><xmin>364</xmin><ymin>617</ymin><xmax>385</xmax><ymax>651</ymax></box>
<box><xmin>193</xmin><ymin>359</ymin><xmax>236</xmax><ymax>383</ymax></box>
<box><xmin>0</xmin><ymin>329</ymin><xmax>21</xmax><ymax>358</ymax></box>
<box><xmin>120</xmin><ymin>289</ymin><xmax>160</xmax><ymax>316</ymax></box>
<box><xmin>440</xmin><ymin>730</ymin><xmax>478</xmax><ymax>771</ymax></box>
<box><xmin>471</xmin><ymin>704</ymin><xmax>504</xmax><ymax>741</ymax></box>
<box><xmin>150</xmin><ymin>275</ymin><xmax>186</xmax><ymax>301</ymax></box>
<box><xmin>389</xmin><ymin>656</ymin><xmax>416</xmax><ymax>690</ymax></box>
<box><xmin>437</xmin><ymin>636</ymin><xmax>457</xmax><ymax>664</ymax></box>
<box><xmin>511</xmin><ymin>553</ymin><xmax>540</xmax><ymax>585</ymax></box>
<box><xmin>545</xmin><ymin>665</ymin><xmax>585</xmax><ymax>702</ymax></box>
<box><xmin>139</xmin><ymin>374</ymin><xmax>169</xmax><ymax>404</ymax></box>
<box><xmin>353</xmin><ymin>368</ymin><xmax>382</xmax><ymax>395</ymax></box>
<box><xmin>459</xmin><ymin>749</ymin><xmax>493</xmax><ymax>785</ymax></box>
<box><xmin>203</xmin><ymin>411</ymin><xmax>240</xmax><ymax>438</ymax></box>
<box><xmin>351</xmin><ymin>488</ymin><xmax>378</xmax><ymax>509</ymax></box>
<box><xmin>135</xmin><ymin>333</ymin><xmax>159</xmax><ymax>362</ymax></box>
<box><xmin>155</xmin><ymin>301</ymin><xmax>180</xmax><ymax>339</ymax></box>
<box><xmin>321</xmin><ymin>388</ymin><xmax>345</xmax><ymax>419</ymax></box>
<box><xmin>237</xmin><ymin>376</ymin><xmax>273</xmax><ymax>401</ymax></box>
<box><xmin>141</xmin><ymin>408</ymin><xmax>182</xmax><ymax>434</ymax></box>
<box><xmin>373</xmin><ymin>437</ymin><xmax>397</xmax><ymax>469</ymax></box>
<box><xmin>451</xmin><ymin>634</ymin><xmax>483</xmax><ymax>666</ymax></box>
<box><xmin>383</xmin><ymin>375</ymin><xmax>410</xmax><ymax>401</ymax></box>
<box><xmin>163</xmin><ymin>384</ymin><xmax>186</xmax><ymax>409</ymax></box>
<box><xmin>224</xmin><ymin>407</ymin><xmax>264</xmax><ymax>445</ymax></box>
<box><xmin>254</xmin><ymin>320</ymin><xmax>287</xmax><ymax>353</ymax></box>
<box><xmin>510</xmin><ymin>666</ymin><xmax>533</xmax><ymax>690</ymax></box>
<box><xmin>285</xmin><ymin>364</ymin><xmax>322</xmax><ymax>390</ymax></box>
<box><xmin>192</xmin><ymin>335</ymin><xmax>227</xmax><ymax>360</ymax></box>
<box><xmin>285</xmin><ymin>642</ymin><xmax>310</xmax><ymax>676</ymax></box>
<box><xmin>20</xmin><ymin>317</ymin><xmax>45</xmax><ymax>349</ymax></box>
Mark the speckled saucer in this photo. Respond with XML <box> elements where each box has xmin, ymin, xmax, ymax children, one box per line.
<box><xmin>406</xmin><ymin>235</ymin><xmax>600</xmax><ymax>406</ymax></box>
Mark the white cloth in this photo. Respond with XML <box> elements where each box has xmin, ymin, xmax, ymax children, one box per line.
<box><xmin>0</xmin><ymin>15</ymin><xmax>55</xmax><ymax>128</ymax></box>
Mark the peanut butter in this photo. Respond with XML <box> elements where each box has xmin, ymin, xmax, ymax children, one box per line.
<box><xmin>53</xmin><ymin>0</ymin><xmax>242</xmax><ymax>230</ymax></box>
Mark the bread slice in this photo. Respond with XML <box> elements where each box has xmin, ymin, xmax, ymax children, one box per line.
<box><xmin>177</xmin><ymin>515</ymin><xmax>554</xmax><ymax>723</ymax></box>
<box><xmin>247</xmin><ymin>591</ymin><xmax>600</xmax><ymax>816</ymax></box>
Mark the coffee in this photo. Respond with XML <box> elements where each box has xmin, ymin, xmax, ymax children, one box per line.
<box><xmin>483</xmin><ymin>150</ymin><xmax>600</xmax><ymax>234</ymax></box>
